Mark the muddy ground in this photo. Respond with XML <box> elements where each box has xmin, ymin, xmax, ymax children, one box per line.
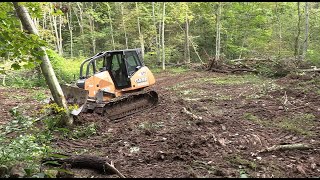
<box><xmin>1</xmin><ymin>70</ymin><xmax>320</xmax><ymax>178</ymax></box>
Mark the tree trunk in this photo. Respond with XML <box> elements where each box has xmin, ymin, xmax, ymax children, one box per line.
<box><xmin>90</xmin><ymin>2</ymin><xmax>96</xmax><ymax>54</ymax></box>
<box><xmin>13</xmin><ymin>2</ymin><xmax>73</xmax><ymax>127</ymax></box>
<box><xmin>48</xmin><ymin>9</ymin><xmax>56</xmax><ymax>52</ymax></box>
<box><xmin>89</xmin><ymin>16</ymin><xmax>96</xmax><ymax>54</ymax></box>
<box><xmin>76</xmin><ymin>2</ymin><xmax>85</xmax><ymax>55</ymax></box>
<box><xmin>302</xmin><ymin>2</ymin><xmax>309</xmax><ymax>60</ymax></box>
<box><xmin>42</xmin><ymin>12</ymin><xmax>46</xmax><ymax>29</ymax></box>
<box><xmin>58</xmin><ymin>14</ymin><xmax>63</xmax><ymax>55</ymax></box>
<box><xmin>215</xmin><ymin>2</ymin><xmax>221</xmax><ymax>61</ymax></box>
<box><xmin>92</xmin><ymin>20</ymin><xmax>96</xmax><ymax>54</ymax></box>
<box><xmin>120</xmin><ymin>3</ymin><xmax>128</xmax><ymax>49</ymax></box>
<box><xmin>176</xmin><ymin>22</ymin><xmax>203</xmax><ymax>64</ymax></box>
<box><xmin>152</xmin><ymin>2</ymin><xmax>161</xmax><ymax>64</ymax></box>
<box><xmin>52</xmin><ymin>15</ymin><xmax>60</xmax><ymax>53</ymax></box>
<box><xmin>106</xmin><ymin>3</ymin><xmax>115</xmax><ymax>50</ymax></box>
<box><xmin>66</xmin><ymin>3</ymin><xmax>73</xmax><ymax>58</ymax></box>
<box><xmin>42</xmin><ymin>11</ymin><xmax>47</xmax><ymax>42</ymax></box>
<box><xmin>276</xmin><ymin>2</ymin><xmax>282</xmax><ymax>57</ymax></box>
<box><xmin>161</xmin><ymin>2</ymin><xmax>166</xmax><ymax>70</ymax></box>
<box><xmin>188</xmin><ymin>37</ymin><xmax>203</xmax><ymax>64</ymax></box>
<box><xmin>184</xmin><ymin>3</ymin><xmax>190</xmax><ymax>64</ymax></box>
<box><xmin>158</xmin><ymin>3</ymin><xmax>162</xmax><ymax>64</ymax></box>
<box><xmin>294</xmin><ymin>2</ymin><xmax>301</xmax><ymax>60</ymax></box>
<box><xmin>136</xmin><ymin>2</ymin><xmax>145</xmax><ymax>57</ymax></box>
<box><xmin>32</xmin><ymin>18</ymin><xmax>38</xmax><ymax>30</ymax></box>
<box><xmin>76</xmin><ymin>3</ymin><xmax>84</xmax><ymax>35</ymax></box>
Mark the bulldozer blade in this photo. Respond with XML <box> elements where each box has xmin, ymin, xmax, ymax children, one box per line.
<box><xmin>60</xmin><ymin>84</ymin><xmax>89</xmax><ymax>116</ymax></box>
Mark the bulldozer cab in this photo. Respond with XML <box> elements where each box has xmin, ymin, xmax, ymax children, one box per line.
<box><xmin>78</xmin><ymin>49</ymin><xmax>144</xmax><ymax>90</ymax></box>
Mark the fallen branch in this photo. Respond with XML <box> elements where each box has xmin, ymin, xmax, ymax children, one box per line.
<box><xmin>209</xmin><ymin>68</ymin><xmax>229</xmax><ymax>73</ymax></box>
<box><xmin>43</xmin><ymin>155</ymin><xmax>125</xmax><ymax>178</ymax></box>
<box><xmin>206</xmin><ymin>55</ymin><xmax>257</xmax><ymax>74</ymax></box>
<box><xmin>230</xmin><ymin>68</ymin><xmax>257</xmax><ymax>73</ymax></box>
<box><xmin>181</xmin><ymin>107</ymin><xmax>202</xmax><ymax>120</ymax></box>
<box><xmin>105</xmin><ymin>160</ymin><xmax>126</xmax><ymax>178</ymax></box>
<box><xmin>300</xmin><ymin>68</ymin><xmax>320</xmax><ymax>72</ymax></box>
<box><xmin>229</xmin><ymin>58</ymin><xmax>272</xmax><ymax>62</ymax></box>
<box><xmin>34</xmin><ymin>112</ymin><xmax>52</xmax><ymax>122</ymax></box>
<box><xmin>259</xmin><ymin>143</ymin><xmax>311</xmax><ymax>153</ymax></box>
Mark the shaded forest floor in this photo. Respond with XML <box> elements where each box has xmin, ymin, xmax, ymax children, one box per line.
<box><xmin>1</xmin><ymin>70</ymin><xmax>320</xmax><ymax>178</ymax></box>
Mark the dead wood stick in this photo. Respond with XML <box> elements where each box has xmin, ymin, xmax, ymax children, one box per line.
<box><xmin>210</xmin><ymin>68</ymin><xmax>229</xmax><ymax>73</ymax></box>
<box><xmin>2</xmin><ymin>75</ymin><xmax>5</xmax><ymax>86</ymax></box>
<box><xmin>105</xmin><ymin>161</ymin><xmax>126</xmax><ymax>178</ymax></box>
<box><xmin>259</xmin><ymin>143</ymin><xmax>311</xmax><ymax>153</ymax></box>
<box><xmin>230</xmin><ymin>58</ymin><xmax>272</xmax><ymax>62</ymax></box>
<box><xmin>300</xmin><ymin>68</ymin><xmax>320</xmax><ymax>72</ymax></box>
<box><xmin>203</xmin><ymin>48</ymin><xmax>211</xmax><ymax>59</ymax></box>
<box><xmin>43</xmin><ymin>155</ymin><xmax>126</xmax><ymax>177</ymax></box>
<box><xmin>34</xmin><ymin>112</ymin><xmax>52</xmax><ymax>122</ymax></box>
<box><xmin>230</xmin><ymin>68</ymin><xmax>257</xmax><ymax>73</ymax></box>
<box><xmin>181</xmin><ymin>107</ymin><xmax>202</xmax><ymax>120</ymax></box>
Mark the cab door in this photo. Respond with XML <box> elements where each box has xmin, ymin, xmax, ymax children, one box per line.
<box><xmin>109</xmin><ymin>52</ymin><xmax>131</xmax><ymax>89</ymax></box>
<box><xmin>124</xmin><ymin>51</ymin><xmax>143</xmax><ymax>77</ymax></box>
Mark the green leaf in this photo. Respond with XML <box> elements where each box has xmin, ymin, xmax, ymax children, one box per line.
<box><xmin>24</xmin><ymin>168</ymin><xmax>33</xmax><ymax>177</ymax></box>
<box><xmin>42</xmin><ymin>160</ymin><xmax>61</xmax><ymax>166</ymax></box>
<box><xmin>11</xmin><ymin>63</ymin><xmax>21</xmax><ymax>70</ymax></box>
<box><xmin>240</xmin><ymin>173</ymin><xmax>248</xmax><ymax>178</ymax></box>
<box><xmin>31</xmin><ymin>173</ymin><xmax>45</xmax><ymax>178</ymax></box>
<box><xmin>23</xmin><ymin>62</ymin><xmax>36</xmax><ymax>69</ymax></box>
<box><xmin>47</xmin><ymin>153</ymin><xmax>69</xmax><ymax>159</ymax></box>
<box><xmin>53</xmin><ymin>168</ymin><xmax>74</xmax><ymax>175</ymax></box>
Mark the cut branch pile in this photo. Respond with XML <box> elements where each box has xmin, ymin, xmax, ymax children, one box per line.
<box><xmin>206</xmin><ymin>57</ymin><xmax>257</xmax><ymax>73</ymax></box>
<box><xmin>300</xmin><ymin>66</ymin><xmax>320</xmax><ymax>73</ymax></box>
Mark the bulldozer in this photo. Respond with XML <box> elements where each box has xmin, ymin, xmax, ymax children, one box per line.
<box><xmin>61</xmin><ymin>48</ymin><xmax>158</xmax><ymax>121</ymax></box>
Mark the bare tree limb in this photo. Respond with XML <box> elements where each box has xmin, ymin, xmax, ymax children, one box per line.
<box><xmin>259</xmin><ymin>143</ymin><xmax>311</xmax><ymax>153</ymax></box>
<box><xmin>105</xmin><ymin>161</ymin><xmax>126</xmax><ymax>178</ymax></box>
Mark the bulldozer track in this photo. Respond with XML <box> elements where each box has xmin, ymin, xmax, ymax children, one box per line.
<box><xmin>88</xmin><ymin>89</ymin><xmax>158</xmax><ymax>121</ymax></box>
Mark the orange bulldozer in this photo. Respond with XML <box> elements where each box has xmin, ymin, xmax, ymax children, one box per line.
<box><xmin>61</xmin><ymin>48</ymin><xmax>158</xmax><ymax>121</ymax></box>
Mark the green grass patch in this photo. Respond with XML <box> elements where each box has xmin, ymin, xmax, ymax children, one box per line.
<box><xmin>243</xmin><ymin>113</ymin><xmax>270</xmax><ymax>126</ymax></box>
<box><xmin>47</xmin><ymin>50</ymin><xmax>84</xmax><ymax>84</ymax></box>
<box><xmin>295</xmin><ymin>78</ymin><xmax>320</xmax><ymax>93</ymax></box>
<box><xmin>0</xmin><ymin>108</ymin><xmax>53</xmax><ymax>178</ymax></box>
<box><xmin>32</xmin><ymin>90</ymin><xmax>48</xmax><ymax>101</ymax></box>
<box><xmin>43</xmin><ymin>116</ymin><xmax>97</xmax><ymax>140</ymax></box>
<box><xmin>1</xmin><ymin>50</ymin><xmax>84</xmax><ymax>88</ymax></box>
<box><xmin>190</xmin><ymin>160</ymin><xmax>216</xmax><ymax>177</ymax></box>
<box><xmin>275</xmin><ymin>113</ymin><xmax>315</xmax><ymax>136</ymax></box>
<box><xmin>9</xmin><ymin>93</ymin><xmax>28</xmax><ymax>100</ymax></box>
<box><xmin>195</xmin><ymin>74</ymin><xmax>264</xmax><ymax>85</ymax></box>
<box><xmin>138</xmin><ymin>121</ymin><xmax>164</xmax><ymax>131</ymax></box>
<box><xmin>178</xmin><ymin>88</ymin><xmax>206</xmax><ymax>97</ymax></box>
<box><xmin>244</xmin><ymin>112</ymin><xmax>316</xmax><ymax>136</ymax></box>
<box><xmin>1</xmin><ymin>71</ymin><xmax>47</xmax><ymax>88</ymax></box>
<box><xmin>226</xmin><ymin>155</ymin><xmax>257</xmax><ymax>170</ymax></box>
<box><xmin>215</xmin><ymin>94</ymin><xmax>232</xmax><ymax>100</ymax></box>
<box><xmin>166</xmin><ymin>82</ymin><xmax>188</xmax><ymax>91</ymax></box>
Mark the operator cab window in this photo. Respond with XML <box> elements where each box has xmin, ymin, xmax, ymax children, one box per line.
<box><xmin>125</xmin><ymin>51</ymin><xmax>142</xmax><ymax>76</ymax></box>
<box><xmin>109</xmin><ymin>53</ymin><xmax>130</xmax><ymax>89</ymax></box>
<box><xmin>95</xmin><ymin>57</ymin><xmax>106</xmax><ymax>72</ymax></box>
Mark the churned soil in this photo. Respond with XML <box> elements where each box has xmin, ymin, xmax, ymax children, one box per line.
<box><xmin>1</xmin><ymin>70</ymin><xmax>319</xmax><ymax>178</ymax></box>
